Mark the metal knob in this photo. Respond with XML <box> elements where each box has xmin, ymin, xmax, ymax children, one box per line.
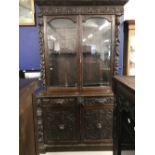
<box><xmin>96</xmin><ymin>123</ymin><xmax>102</xmax><ymax>129</ymax></box>
<box><xmin>58</xmin><ymin>124</ymin><xmax>65</xmax><ymax>130</ymax></box>
<box><xmin>127</xmin><ymin>118</ymin><xmax>131</xmax><ymax>124</ymax></box>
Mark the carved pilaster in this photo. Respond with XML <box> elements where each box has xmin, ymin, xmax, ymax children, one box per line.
<box><xmin>114</xmin><ymin>15</ymin><xmax>121</xmax><ymax>75</ymax></box>
<box><xmin>36</xmin><ymin>98</ymin><xmax>45</xmax><ymax>153</ymax></box>
<box><xmin>38</xmin><ymin>9</ymin><xmax>46</xmax><ymax>88</ymax></box>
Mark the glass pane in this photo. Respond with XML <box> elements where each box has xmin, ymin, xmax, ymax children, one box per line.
<box><xmin>47</xmin><ymin>18</ymin><xmax>77</xmax><ymax>87</ymax></box>
<box><xmin>82</xmin><ymin>18</ymin><xmax>112</xmax><ymax>86</ymax></box>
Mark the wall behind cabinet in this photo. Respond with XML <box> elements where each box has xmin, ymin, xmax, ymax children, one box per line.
<box><xmin>19</xmin><ymin>6</ymin><xmax>40</xmax><ymax>70</ymax></box>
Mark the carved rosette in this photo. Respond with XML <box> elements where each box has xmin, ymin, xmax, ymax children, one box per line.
<box><xmin>114</xmin><ymin>15</ymin><xmax>121</xmax><ymax>75</ymax></box>
<box><xmin>38</xmin><ymin>10</ymin><xmax>46</xmax><ymax>88</ymax></box>
<box><xmin>36</xmin><ymin>98</ymin><xmax>45</xmax><ymax>152</ymax></box>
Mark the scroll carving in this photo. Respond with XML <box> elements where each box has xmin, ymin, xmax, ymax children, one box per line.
<box><xmin>114</xmin><ymin>15</ymin><xmax>121</xmax><ymax>75</ymax></box>
<box><xmin>39</xmin><ymin>6</ymin><xmax>123</xmax><ymax>15</ymax></box>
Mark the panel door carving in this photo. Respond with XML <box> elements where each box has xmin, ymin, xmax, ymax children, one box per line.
<box><xmin>82</xmin><ymin>108</ymin><xmax>113</xmax><ymax>141</ymax></box>
<box><xmin>81</xmin><ymin>97</ymin><xmax>113</xmax><ymax>142</ymax></box>
<box><xmin>42</xmin><ymin>98</ymin><xmax>80</xmax><ymax>144</ymax></box>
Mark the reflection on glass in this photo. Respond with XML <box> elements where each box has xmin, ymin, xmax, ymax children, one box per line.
<box><xmin>129</xmin><ymin>32</ymin><xmax>135</xmax><ymax>76</ymax></box>
<box><xmin>82</xmin><ymin>18</ymin><xmax>112</xmax><ymax>86</ymax></box>
<box><xmin>47</xmin><ymin>18</ymin><xmax>77</xmax><ymax>87</ymax></box>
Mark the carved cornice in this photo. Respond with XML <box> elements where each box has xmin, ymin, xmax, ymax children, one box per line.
<box><xmin>36</xmin><ymin>0</ymin><xmax>128</xmax><ymax>6</ymax></box>
<box><xmin>39</xmin><ymin>6</ymin><xmax>124</xmax><ymax>16</ymax></box>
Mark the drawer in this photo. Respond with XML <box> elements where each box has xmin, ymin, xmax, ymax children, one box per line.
<box><xmin>41</xmin><ymin>97</ymin><xmax>77</xmax><ymax>107</ymax></box>
<box><xmin>42</xmin><ymin>107</ymin><xmax>80</xmax><ymax>144</ymax></box>
<box><xmin>82</xmin><ymin>108</ymin><xmax>113</xmax><ymax>141</ymax></box>
<box><xmin>84</xmin><ymin>96</ymin><xmax>114</xmax><ymax>105</ymax></box>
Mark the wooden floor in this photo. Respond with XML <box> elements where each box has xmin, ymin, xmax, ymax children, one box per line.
<box><xmin>40</xmin><ymin>151</ymin><xmax>135</xmax><ymax>155</ymax></box>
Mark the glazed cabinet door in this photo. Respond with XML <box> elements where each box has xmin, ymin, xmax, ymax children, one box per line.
<box><xmin>44</xmin><ymin>16</ymin><xmax>79</xmax><ymax>88</ymax></box>
<box><xmin>43</xmin><ymin>15</ymin><xmax>115</xmax><ymax>91</ymax></box>
<box><xmin>81</xmin><ymin>15</ymin><xmax>115</xmax><ymax>87</ymax></box>
<box><xmin>81</xmin><ymin>97</ymin><xmax>114</xmax><ymax>143</ymax></box>
<box><xmin>42</xmin><ymin>97</ymin><xmax>80</xmax><ymax>144</ymax></box>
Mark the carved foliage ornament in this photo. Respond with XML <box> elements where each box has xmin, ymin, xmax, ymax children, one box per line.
<box><xmin>114</xmin><ymin>15</ymin><xmax>121</xmax><ymax>75</ymax></box>
<box><xmin>36</xmin><ymin>98</ymin><xmax>45</xmax><ymax>152</ymax></box>
<box><xmin>39</xmin><ymin>6</ymin><xmax>124</xmax><ymax>16</ymax></box>
<box><xmin>38</xmin><ymin>14</ymin><xmax>46</xmax><ymax>87</ymax></box>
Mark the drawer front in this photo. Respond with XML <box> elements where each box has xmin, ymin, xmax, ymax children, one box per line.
<box><xmin>42</xmin><ymin>97</ymin><xmax>76</xmax><ymax>107</ymax></box>
<box><xmin>82</xmin><ymin>107</ymin><xmax>113</xmax><ymax>141</ymax></box>
<box><xmin>42</xmin><ymin>97</ymin><xmax>79</xmax><ymax>144</ymax></box>
<box><xmin>84</xmin><ymin>96</ymin><xmax>114</xmax><ymax>105</ymax></box>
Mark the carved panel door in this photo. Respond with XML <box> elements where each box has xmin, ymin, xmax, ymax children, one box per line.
<box><xmin>42</xmin><ymin>97</ymin><xmax>80</xmax><ymax>144</ymax></box>
<box><xmin>81</xmin><ymin>97</ymin><xmax>114</xmax><ymax>143</ymax></box>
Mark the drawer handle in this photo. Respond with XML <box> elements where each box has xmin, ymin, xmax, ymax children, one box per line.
<box><xmin>58</xmin><ymin>124</ymin><xmax>65</xmax><ymax>130</ymax></box>
<box><xmin>96</xmin><ymin>123</ymin><xmax>102</xmax><ymax>129</ymax></box>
